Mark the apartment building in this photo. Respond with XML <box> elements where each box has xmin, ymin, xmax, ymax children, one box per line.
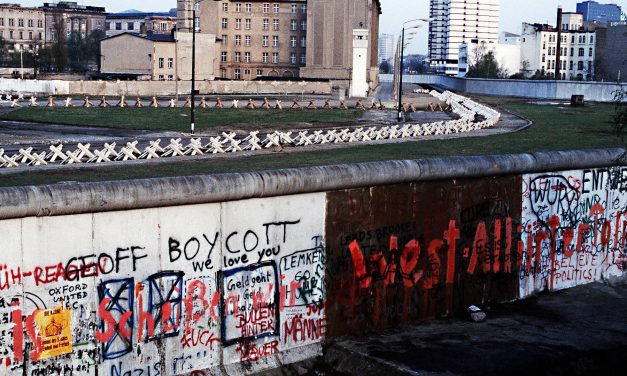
<box><xmin>378</xmin><ymin>33</ymin><xmax>395</xmax><ymax>65</ymax></box>
<box><xmin>0</xmin><ymin>4</ymin><xmax>45</xmax><ymax>50</ymax></box>
<box><xmin>205</xmin><ymin>0</ymin><xmax>309</xmax><ymax>80</ymax></box>
<box><xmin>42</xmin><ymin>1</ymin><xmax>106</xmax><ymax>43</ymax></box>
<box><xmin>520</xmin><ymin>12</ymin><xmax>597</xmax><ymax>80</ymax></box>
<box><xmin>428</xmin><ymin>0</ymin><xmax>500</xmax><ymax>75</ymax></box>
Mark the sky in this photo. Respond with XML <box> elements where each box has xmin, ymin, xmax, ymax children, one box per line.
<box><xmin>15</xmin><ymin>0</ymin><xmax>627</xmax><ymax>54</ymax></box>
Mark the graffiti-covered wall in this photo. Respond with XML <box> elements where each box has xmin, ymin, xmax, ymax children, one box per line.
<box><xmin>0</xmin><ymin>158</ymin><xmax>625</xmax><ymax>375</ymax></box>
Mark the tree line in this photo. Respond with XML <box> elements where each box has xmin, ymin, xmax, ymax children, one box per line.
<box><xmin>0</xmin><ymin>29</ymin><xmax>105</xmax><ymax>76</ymax></box>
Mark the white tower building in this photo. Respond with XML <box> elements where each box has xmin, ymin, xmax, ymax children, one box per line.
<box><xmin>428</xmin><ymin>0</ymin><xmax>500</xmax><ymax>75</ymax></box>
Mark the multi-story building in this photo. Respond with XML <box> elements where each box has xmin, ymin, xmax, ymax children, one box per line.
<box><xmin>204</xmin><ymin>0</ymin><xmax>309</xmax><ymax>80</ymax></box>
<box><xmin>428</xmin><ymin>0</ymin><xmax>500</xmax><ymax>75</ymax></box>
<box><xmin>594</xmin><ymin>21</ymin><xmax>626</xmax><ymax>82</ymax></box>
<box><xmin>0</xmin><ymin>4</ymin><xmax>45</xmax><ymax>50</ymax></box>
<box><xmin>42</xmin><ymin>1</ymin><xmax>106</xmax><ymax>43</ymax></box>
<box><xmin>576</xmin><ymin>1</ymin><xmax>622</xmax><ymax>23</ymax></box>
<box><xmin>520</xmin><ymin>12</ymin><xmax>597</xmax><ymax>81</ymax></box>
<box><xmin>378</xmin><ymin>33</ymin><xmax>395</xmax><ymax>65</ymax></box>
<box><xmin>457</xmin><ymin>31</ymin><xmax>521</xmax><ymax>77</ymax></box>
<box><xmin>300</xmin><ymin>0</ymin><xmax>381</xmax><ymax>96</ymax></box>
<box><xmin>105</xmin><ymin>10</ymin><xmax>177</xmax><ymax>37</ymax></box>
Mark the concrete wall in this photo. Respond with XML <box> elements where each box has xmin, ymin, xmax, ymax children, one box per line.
<box><xmin>0</xmin><ymin>78</ymin><xmax>332</xmax><ymax>96</ymax></box>
<box><xmin>0</xmin><ymin>149</ymin><xmax>625</xmax><ymax>375</ymax></box>
<box><xmin>381</xmin><ymin>74</ymin><xmax>626</xmax><ymax>102</ymax></box>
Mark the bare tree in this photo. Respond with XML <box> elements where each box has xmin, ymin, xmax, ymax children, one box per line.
<box><xmin>50</xmin><ymin>10</ymin><xmax>68</xmax><ymax>72</ymax></box>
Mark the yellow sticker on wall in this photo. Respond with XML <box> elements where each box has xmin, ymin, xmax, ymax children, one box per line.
<box><xmin>34</xmin><ymin>306</ymin><xmax>73</xmax><ymax>359</ymax></box>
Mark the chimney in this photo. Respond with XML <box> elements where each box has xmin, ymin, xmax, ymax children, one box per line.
<box><xmin>556</xmin><ymin>6</ymin><xmax>563</xmax><ymax>80</ymax></box>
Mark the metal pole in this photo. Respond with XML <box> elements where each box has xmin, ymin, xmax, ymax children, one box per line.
<box><xmin>191</xmin><ymin>4</ymin><xmax>196</xmax><ymax>135</ymax></box>
<box><xmin>397</xmin><ymin>27</ymin><xmax>405</xmax><ymax>122</ymax></box>
<box><xmin>20</xmin><ymin>46</ymin><xmax>24</xmax><ymax>79</ymax></box>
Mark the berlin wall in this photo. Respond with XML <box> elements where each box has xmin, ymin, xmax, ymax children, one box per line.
<box><xmin>0</xmin><ymin>78</ymin><xmax>332</xmax><ymax>97</ymax></box>
<box><xmin>0</xmin><ymin>149</ymin><xmax>625</xmax><ymax>375</ymax></box>
<box><xmin>380</xmin><ymin>74</ymin><xmax>626</xmax><ymax>102</ymax></box>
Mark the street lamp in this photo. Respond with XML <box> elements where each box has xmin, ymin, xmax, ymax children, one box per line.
<box><xmin>190</xmin><ymin>0</ymin><xmax>200</xmax><ymax>135</ymax></box>
<box><xmin>397</xmin><ymin>18</ymin><xmax>430</xmax><ymax>122</ymax></box>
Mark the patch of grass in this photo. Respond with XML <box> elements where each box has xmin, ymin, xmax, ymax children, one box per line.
<box><xmin>0</xmin><ymin>108</ymin><xmax>363</xmax><ymax>131</ymax></box>
<box><xmin>0</xmin><ymin>101</ymin><xmax>624</xmax><ymax>188</ymax></box>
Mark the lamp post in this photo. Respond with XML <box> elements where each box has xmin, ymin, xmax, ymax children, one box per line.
<box><xmin>190</xmin><ymin>0</ymin><xmax>199</xmax><ymax>135</ymax></box>
<box><xmin>397</xmin><ymin>19</ymin><xmax>430</xmax><ymax>122</ymax></box>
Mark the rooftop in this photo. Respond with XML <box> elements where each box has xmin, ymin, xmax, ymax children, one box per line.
<box><xmin>101</xmin><ymin>32</ymin><xmax>175</xmax><ymax>43</ymax></box>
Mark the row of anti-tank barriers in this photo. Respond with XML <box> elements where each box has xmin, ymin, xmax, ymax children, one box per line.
<box><xmin>0</xmin><ymin>90</ymin><xmax>501</xmax><ymax>169</ymax></box>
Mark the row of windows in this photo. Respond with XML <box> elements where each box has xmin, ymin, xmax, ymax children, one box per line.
<box><xmin>222</xmin><ymin>34</ymin><xmax>306</xmax><ymax>48</ymax></box>
<box><xmin>0</xmin><ymin>30</ymin><xmax>42</xmax><ymax>40</ymax></box>
<box><xmin>222</xmin><ymin>68</ymin><xmax>296</xmax><ymax>80</ymax></box>
<box><xmin>0</xmin><ymin>18</ymin><xmax>43</xmax><ymax>28</ymax></box>
<box><xmin>105</xmin><ymin>21</ymin><xmax>172</xmax><ymax>31</ymax></box>
<box><xmin>220</xmin><ymin>51</ymin><xmax>306</xmax><ymax>64</ymax></box>
<box><xmin>222</xmin><ymin>18</ymin><xmax>305</xmax><ymax>31</ymax></box>
<box><xmin>543</xmin><ymin>47</ymin><xmax>593</xmax><ymax>58</ymax></box>
<box><xmin>542</xmin><ymin>60</ymin><xmax>592</xmax><ymax>71</ymax></box>
<box><xmin>222</xmin><ymin>3</ymin><xmax>307</xmax><ymax>14</ymax></box>
<box><xmin>157</xmin><ymin>74</ymin><xmax>174</xmax><ymax>81</ymax></box>
<box><xmin>544</xmin><ymin>33</ymin><xmax>594</xmax><ymax>44</ymax></box>
<box><xmin>157</xmin><ymin>57</ymin><xmax>174</xmax><ymax>69</ymax></box>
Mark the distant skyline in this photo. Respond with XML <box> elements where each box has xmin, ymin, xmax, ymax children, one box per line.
<box><xmin>14</xmin><ymin>0</ymin><xmax>626</xmax><ymax>54</ymax></box>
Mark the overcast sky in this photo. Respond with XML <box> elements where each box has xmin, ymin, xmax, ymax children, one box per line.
<box><xmin>16</xmin><ymin>0</ymin><xmax>627</xmax><ymax>53</ymax></box>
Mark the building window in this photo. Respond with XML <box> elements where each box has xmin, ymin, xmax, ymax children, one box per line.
<box><xmin>569</xmin><ymin>61</ymin><xmax>574</xmax><ymax>70</ymax></box>
<box><xmin>0</xmin><ymin>19</ymin><xmax>4</xmax><ymax>27</ymax></box>
<box><xmin>542</xmin><ymin>54</ymin><xmax>545</xmax><ymax>63</ymax></box>
<box><xmin>128</xmin><ymin>22</ymin><xmax>134</xmax><ymax>30</ymax></box>
<box><xmin>235</xmin><ymin>68</ymin><xmax>241</xmax><ymax>80</ymax></box>
<box><xmin>263</xmin><ymin>19</ymin><xmax>269</xmax><ymax>30</ymax></box>
<box><xmin>18</xmin><ymin>19</ymin><xmax>23</xmax><ymax>27</ymax></box>
<box><xmin>588</xmin><ymin>61</ymin><xmax>592</xmax><ymax>72</ymax></box>
<box><xmin>570</xmin><ymin>48</ymin><xmax>574</xmax><ymax>57</ymax></box>
<box><xmin>236</xmin><ymin>3</ymin><xmax>241</xmax><ymax>12</ymax></box>
<box><xmin>262</xmin><ymin>52</ymin><xmax>269</xmax><ymax>63</ymax></box>
<box><xmin>290</xmin><ymin>52</ymin><xmax>296</xmax><ymax>64</ymax></box>
<box><xmin>235</xmin><ymin>52</ymin><xmax>241</xmax><ymax>62</ymax></box>
<box><xmin>245</xmin><ymin>19</ymin><xmax>251</xmax><ymax>30</ymax></box>
<box><xmin>590</xmin><ymin>36</ymin><xmax>594</xmax><ymax>44</ymax></box>
<box><xmin>159</xmin><ymin>58</ymin><xmax>164</xmax><ymax>68</ymax></box>
<box><xmin>578</xmin><ymin>61</ymin><xmax>584</xmax><ymax>70</ymax></box>
<box><xmin>542</xmin><ymin>42</ymin><xmax>546</xmax><ymax>50</ymax></box>
<box><xmin>221</xmin><ymin>34</ymin><xmax>228</xmax><ymax>44</ymax></box>
<box><xmin>272</xmin><ymin>35</ymin><xmax>279</xmax><ymax>47</ymax></box>
<box><xmin>300</xmin><ymin>36</ymin><xmax>306</xmax><ymax>48</ymax></box>
<box><xmin>221</xmin><ymin>52</ymin><xmax>228</xmax><ymax>62</ymax></box>
<box><xmin>301</xmin><ymin>4</ymin><xmax>307</xmax><ymax>13</ymax></box>
<box><xmin>256</xmin><ymin>69</ymin><xmax>263</xmax><ymax>77</ymax></box>
<box><xmin>291</xmin><ymin>4</ymin><xmax>298</xmax><ymax>13</ymax></box>
<box><xmin>168</xmin><ymin>58</ymin><xmax>173</xmax><ymax>68</ymax></box>
<box><xmin>272</xmin><ymin>52</ymin><xmax>279</xmax><ymax>63</ymax></box>
<box><xmin>158</xmin><ymin>75</ymin><xmax>164</xmax><ymax>80</ymax></box>
<box><xmin>221</xmin><ymin>68</ymin><xmax>227</xmax><ymax>78</ymax></box>
<box><xmin>194</xmin><ymin>17</ymin><xmax>200</xmax><ymax>30</ymax></box>
<box><xmin>244</xmin><ymin>52</ymin><xmax>251</xmax><ymax>62</ymax></box>
<box><xmin>246</xmin><ymin>3</ymin><xmax>252</xmax><ymax>13</ymax></box>
<box><xmin>300</xmin><ymin>53</ymin><xmax>306</xmax><ymax>64</ymax></box>
<box><xmin>273</xmin><ymin>19</ymin><xmax>279</xmax><ymax>30</ymax></box>
<box><xmin>235</xmin><ymin>35</ymin><xmax>241</xmax><ymax>45</ymax></box>
<box><xmin>28</xmin><ymin>19</ymin><xmax>34</xmax><ymax>28</ymax></box>
<box><xmin>290</xmin><ymin>36</ymin><xmax>297</xmax><ymax>47</ymax></box>
<box><xmin>38</xmin><ymin>20</ymin><xmax>42</xmax><ymax>28</ymax></box>
<box><xmin>244</xmin><ymin>68</ymin><xmax>251</xmax><ymax>77</ymax></box>
<box><xmin>245</xmin><ymin>35</ymin><xmax>251</xmax><ymax>46</ymax></box>
<box><xmin>29</xmin><ymin>31</ymin><xmax>32</xmax><ymax>40</ymax></box>
<box><xmin>168</xmin><ymin>75</ymin><xmax>174</xmax><ymax>81</ymax></box>
<box><xmin>290</xmin><ymin>20</ymin><xmax>297</xmax><ymax>31</ymax></box>
<box><xmin>19</xmin><ymin>31</ymin><xmax>23</xmax><ymax>40</ymax></box>
<box><xmin>571</xmin><ymin>35</ymin><xmax>575</xmax><ymax>43</ymax></box>
<box><xmin>263</xmin><ymin>4</ymin><xmax>270</xmax><ymax>13</ymax></box>
<box><xmin>578</xmin><ymin>48</ymin><xmax>584</xmax><ymax>57</ymax></box>
<box><xmin>222</xmin><ymin>2</ymin><xmax>228</xmax><ymax>12</ymax></box>
<box><xmin>589</xmin><ymin>48</ymin><xmax>593</xmax><ymax>57</ymax></box>
<box><xmin>273</xmin><ymin>4</ymin><xmax>280</xmax><ymax>13</ymax></box>
<box><xmin>9</xmin><ymin>31</ymin><xmax>13</xmax><ymax>39</ymax></box>
<box><xmin>222</xmin><ymin>18</ymin><xmax>228</xmax><ymax>29</ymax></box>
<box><xmin>235</xmin><ymin>18</ymin><xmax>241</xmax><ymax>29</ymax></box>
<box><xmin>301</xmin><ymin>20</ymin><xmax>306</xmax><ymax>31</ymax></box>
<box><xmin>262</xmin><ymin>35</ymin><xmax>269</xmax><ymax>46</ymax></box>
<box><xmin>8</xmin><ymin>18</ymin><xmax>13</xmax><ymax>27</ymax></box>
<box><xmin>116</xmin><ymin>22</ymin><xmax>122</xmax><ymax>30</ymax></box>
